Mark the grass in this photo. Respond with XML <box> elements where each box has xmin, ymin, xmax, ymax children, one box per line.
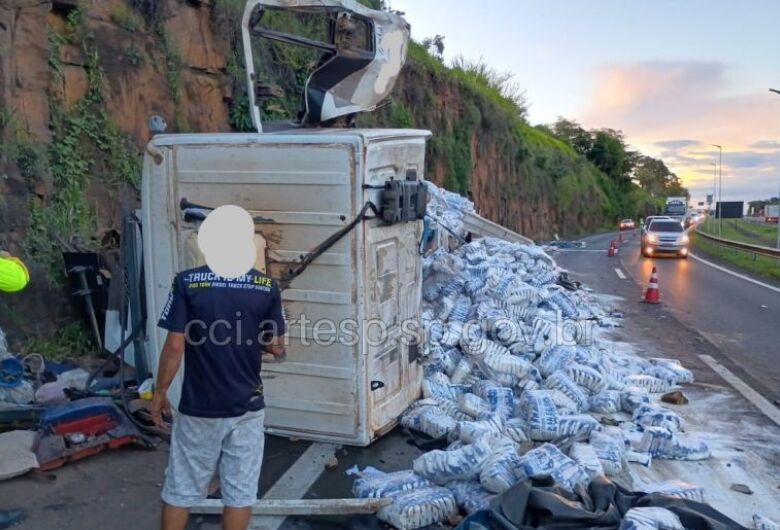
<box><xmin>524</xmin><ymin>124</ymin><xmax>577</xmax><ymax>158</ymax></box>
<box><xmin>691</xmin><ymin>231</ymin><xmax>780</xmax><ymax>282</ymax></box>
<box><xmin>157</xmin><ymin>26</ymin><xmax>188</xmax><ymax>131</ymax></box>
<box><xmin>699</xmin><ymin>218</ymin><xmax>779</xmax><ymax>248</ymax></box>
<box><xmin>110</xmin><ymin>3</ymin><xmax>145</xmax><ymax>33</ymax></box>
<box><xmin>23</xmin><ymin>321</ymin><xmax>96</xmax><ymax>359</ymax></box>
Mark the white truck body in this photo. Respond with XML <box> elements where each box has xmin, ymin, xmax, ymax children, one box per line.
<box><xmin>141</xmin><ymin>129</ymin><xmax>430</xmax><ymax>445</ymax></box>
<box><xmin>664</xmin><ymin>196</ymin><xmax>688</xmax><ymax>223</ymax></box>
<box><xmin>765</xmin><ymin>204</ymin><xmax>779</xmax><ymax>223</ymax></box>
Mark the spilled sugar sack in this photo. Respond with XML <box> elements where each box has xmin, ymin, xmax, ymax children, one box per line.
<box><xmin>351</xmin><ymin>183</ymin><xmax>728</xmax><ymax>530</ymax></box>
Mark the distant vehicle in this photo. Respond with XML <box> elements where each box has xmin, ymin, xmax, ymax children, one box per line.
<box><xmin>765</xmin><ymin>204</ymin><xmax>779</xmax><ymax>224</ymax></box>
<box><xmin>641</xmin><ymin>215</ymin><xmax>672</xmax><ymax>234</ymax></box>
<box><xmin>641</xmin><ymin>220</ymin><xmax>689</xmax><ymax>258</ymax></box>
<box><xmin>619</xmin><ymin>219</ymin><xmax>635</xmax><ymax>230</ymax></box>
<box><xmin>663</xmin><ymin>197</ymin><xmax>688</xmax><ymax>223</ymax></box>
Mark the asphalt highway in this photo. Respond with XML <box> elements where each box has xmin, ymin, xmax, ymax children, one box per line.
<box><xmin>560</xmin><ymin>230</ymin><xmax>780</xmax><ymax>404</ymax></box>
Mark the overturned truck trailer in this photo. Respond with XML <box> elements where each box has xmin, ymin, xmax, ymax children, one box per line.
<box><xmin>138</xmin><ymin>0</ymin><xmax>433</xmax><ymax>446</ymax></box>
<box><xmin>140</xmin><ymin>0</ymin><xmax>428</xmax><ymax>445</ymax></box>
<box><xmin>142</xmin><ymin>130</ymin><xmax>431</xmax><ymax>445</ymax></box>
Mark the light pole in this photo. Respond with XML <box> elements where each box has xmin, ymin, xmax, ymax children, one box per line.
<box><xmin>770</xmin><ymin>88</ymin><xmax>780</xmax><ymax>252</ymax></box>
<box><xmin>710</xmin><ymin>162</ymin><xmax>717</xmax><ymax>216</ymax></box>
<box><xmin>711</xmin><ymin>144</ymin><xmax>723</xmax><ymax>237</ymax></box>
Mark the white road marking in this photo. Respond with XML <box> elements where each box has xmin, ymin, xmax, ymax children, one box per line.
<box><xmin>614</xmin><ymin>268</ymin><xmax>626</xmax><ymax>280</ymax></box>
<box><xmin>698</xmin><ymin>354</ymin><xmax>780</xmax><ymax>427</ymax></box>
<box><xmin>553</xmin><ymin>249</ymin><xmax>605</xmax><ymax>252</ymax></box>
<box><xmin>689</xmin><ymin>252</ymin><xmax>780</xmax><ymax>294</ymax></box>
<box><xmin>249</xmin><ymin>442</ymin><xmax>339</xmax><ymax>530</ymax></box>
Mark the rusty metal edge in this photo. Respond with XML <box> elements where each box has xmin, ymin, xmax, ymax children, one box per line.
<box><xmin>190</xmin><ymin>497</ymin><xmax>392</xmax><ymax>515</ymax></box>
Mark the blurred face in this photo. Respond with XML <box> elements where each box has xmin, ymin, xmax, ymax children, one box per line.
<box><xmin>197</xmin><ymin>205</ymin><xmax>257</xmax><ymax>278</ymax></box>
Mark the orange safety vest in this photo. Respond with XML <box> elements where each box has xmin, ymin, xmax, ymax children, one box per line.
<box><xmin>0</xmin><ymin>256</ymin><xmax>30</xmax><ymax>293</ymax></box>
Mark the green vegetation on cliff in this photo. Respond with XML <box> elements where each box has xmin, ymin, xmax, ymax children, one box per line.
<box><xmin>24</xmin><ymin>6</ymin><xmax>140</xmax><ymax>281</ymax></box>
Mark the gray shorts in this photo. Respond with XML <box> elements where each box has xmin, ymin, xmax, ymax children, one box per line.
<box><xmin>162</xmin><ymin>409</ymin><xmax>265</xmax><ymax>508</ymax></box>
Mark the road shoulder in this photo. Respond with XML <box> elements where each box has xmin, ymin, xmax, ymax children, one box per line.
<box><xmin>555</xmin><ymin>238</ymin><xmax>780</xmax><ymax>522</ymax></box>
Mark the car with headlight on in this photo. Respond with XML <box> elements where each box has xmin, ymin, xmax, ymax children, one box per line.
<box><xmin>640</xmin><ymin>215</ymin><xmax>672</xmax><ymax>238</ymax></box>
<box><xmin>641</xmin><ymin>219</ymin><xmax>689</xmax><ymax>258</ymax></box>
<box><xmin>619</xmin><ymin>218</ymin><xmax>636</xmax><ymax>230</ymax></box>
<box><xmin>641</xmin><ymin>215</ymin><xmax>671</xmax><ymax>232</ymax></box>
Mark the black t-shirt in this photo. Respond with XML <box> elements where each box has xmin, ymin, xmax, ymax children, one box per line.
<box><xmin>157</xmin><ymin>266</ymin><xmax>286</xmax><ymax>418</ymax></box>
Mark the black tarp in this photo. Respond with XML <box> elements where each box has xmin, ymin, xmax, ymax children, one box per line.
<box><xmin>457</xmin><ymin>476</ymin><xmax>748</xmax><ymax>530</ymax></box>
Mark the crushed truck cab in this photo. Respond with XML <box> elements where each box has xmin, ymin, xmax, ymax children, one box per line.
<box><xmin>141</xmin><ymin>128</ymin><xmax>430</xmax><ymax>445</ymax></box>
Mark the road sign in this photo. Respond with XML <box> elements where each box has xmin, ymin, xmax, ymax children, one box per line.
<box><xmin>706</xmin><ymin>194</ymin><xmax>713</xmax><ymax>205</ymax></box>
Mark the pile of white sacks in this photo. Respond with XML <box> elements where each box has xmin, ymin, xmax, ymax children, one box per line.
<box><xmin>352</xmin><ymin>184</ymin><xmax>712</xmax><ymax>530</ymax></box>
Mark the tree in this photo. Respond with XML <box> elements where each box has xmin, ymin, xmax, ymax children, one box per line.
<box><xmin>664</xmin><ymin>174</ymin><xmax>688</xmax><ymax>199</ymax></box>
<box><xmin>634</xmin><ymin>155</ymin><xmax>689</xmax><ymax>198</ymax></box>
<box><xmin>588</xmin><ymin>129</ymin><xmax>633</xmax><ymax>187</ymax></box>
<box><xmin>550</xmin><ymin>118</ymin><xmax>592</xmax><ymax>156</ymax></box>
<box><xmin>634</xmin><ymin>156</ymin><xmax>671</xmax><ymax>196</ymax></box>
<box><xmin>422</xmin><ymin>35</ymin><xmax>445</xmax><ymax>58</ymax></box>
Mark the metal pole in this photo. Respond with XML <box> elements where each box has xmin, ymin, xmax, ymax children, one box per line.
<box><xmin>712</xmin><ymin>144</ymin><xmax>723</xmax><ymax>237</ymax></box>
<box><xmin>770</xmin><ymin>89</ymin><xmax>780</xmax><ymax>252</ymax></box>
<box><xmin>711</xmin><ymin>162</ymin><xmax>717</xmax><ymax>225</ymax></box>
<box><xmin>777</xmin><ymin>171</ymin><xmax>780</xmax><ymax>248</ymax></box>
<box><xmin>719</xmin><ymin>147</ymin><xmax>723</xmax><ymax>238</ymax></box>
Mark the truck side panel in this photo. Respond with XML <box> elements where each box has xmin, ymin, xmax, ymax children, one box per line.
<box><xmin>146</xmin><ymin>141</ymin><xmax>365</xmax><ymax>442</ymax></box>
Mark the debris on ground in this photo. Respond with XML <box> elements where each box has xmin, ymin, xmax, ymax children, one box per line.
<box><xmin>351</xmin><ymin>184</ymin><xmax>724</xmax><ymax>529</ymax></box>
<box><xmin>730</xmin><ymin>483</ymin><xmax>754</xmax><ymax>495</ymax></box>
<box><xmin>455</xmin><ymin>476</ymin><xmax>746</xmax><ymax>530</ymax></box>
<box><xmin>0</xmin><ymin>326</ymin><xmax>158</xmax><ymax>478</ymax></box>
<box><xmin>0</xmin><ymin>430</ymin><xmax>38</xmax><ymax>480</ymax></box>
<box><xmin>557</xmin><ymin>272</ymin><xmax>582</xmax><ymax>291</ymax></box>
<box><xmin>542</xmin><ymin>240</ymin><xmax>587</xmax><ymax>251</ymax></box>
<box><xmin>661</xmin><ymin>391</ymin><xmax>689</xmax><ymax>405</ymax></box>
<box><xmin>0</xmin><ymin>509</ymin><xmax>26</xmax><ymax>528</ymax></box>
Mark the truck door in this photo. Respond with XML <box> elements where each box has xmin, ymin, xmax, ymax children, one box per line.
<box><xmin>365</xmin><ymin>169</ymin><xmax>424</xmax><ymax>434</ymax></box>
<box><xmin>366</xmin><ymin>221</ymin><xmax>422</xmax><ymax>433</ymax></box>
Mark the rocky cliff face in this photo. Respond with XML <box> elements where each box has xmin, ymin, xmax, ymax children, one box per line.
<box><xmin>0</xmin><ymin>0</ymin><xmax>237</xmax><ymax>344</ymax></box>
<box><xmin>365</xmin><ymin>49</ymin><xmax>612</xmax><ymax>240</ymax></box>
<box><xmin>0</xmin><ymin>0</ymin><xmax>611</xmax><ymax>346</ymax></box>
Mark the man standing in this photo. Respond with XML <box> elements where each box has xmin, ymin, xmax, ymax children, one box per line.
<box><xmin>151</xmin><ymin>206</ymin><xmax>286</xmax><ymax>530</ymax></box>
<box><xmin>0</xmin><ymin>250</ymin><xmax>30</xmax><ymax>293</ymax></box>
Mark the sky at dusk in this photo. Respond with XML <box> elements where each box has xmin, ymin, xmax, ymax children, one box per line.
<box><xmin>390</xmin><ymin>0</ymin><xmax>780</xmax><ymax>204</ymax></box>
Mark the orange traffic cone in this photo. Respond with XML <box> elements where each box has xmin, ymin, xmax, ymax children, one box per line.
<box><xmin>607</xmin><ymin>240</ymin><xmax>617</xmax><ymax>257</ymax></box>
<box><xmin>643</xmin><ymin>266</ymin><xmax>661</xmax><ymax>304</ymax></box>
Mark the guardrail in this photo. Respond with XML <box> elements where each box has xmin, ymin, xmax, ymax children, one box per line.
<box><xmin>693</xmin><ymin>227</ymin><xmax>780</xmax><ymax>259</ymax></box>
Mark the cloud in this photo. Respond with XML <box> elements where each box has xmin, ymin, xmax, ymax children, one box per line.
<box><xmin>655</xmin><ymin>139</ymin><xmax>700</xmax><ymax>149</ymax></box>
<box><xmin>578</xmin><ymin>61</ymin><xmax>780</xmax><ymax>201</ymax></box>
<box><xmin>714</xmin><ymin>150</ymin><xmax>780</xmax><ymax>169</ymax></box>
<box><xmin>583</xmin><ymin>61</ymin><xmax>725</xmax><ymax>131</ymax></box>
<box><xmin>749</xmin><ymin>140</ymin><xmax>780</xmax><ymax>149</ymax></box>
